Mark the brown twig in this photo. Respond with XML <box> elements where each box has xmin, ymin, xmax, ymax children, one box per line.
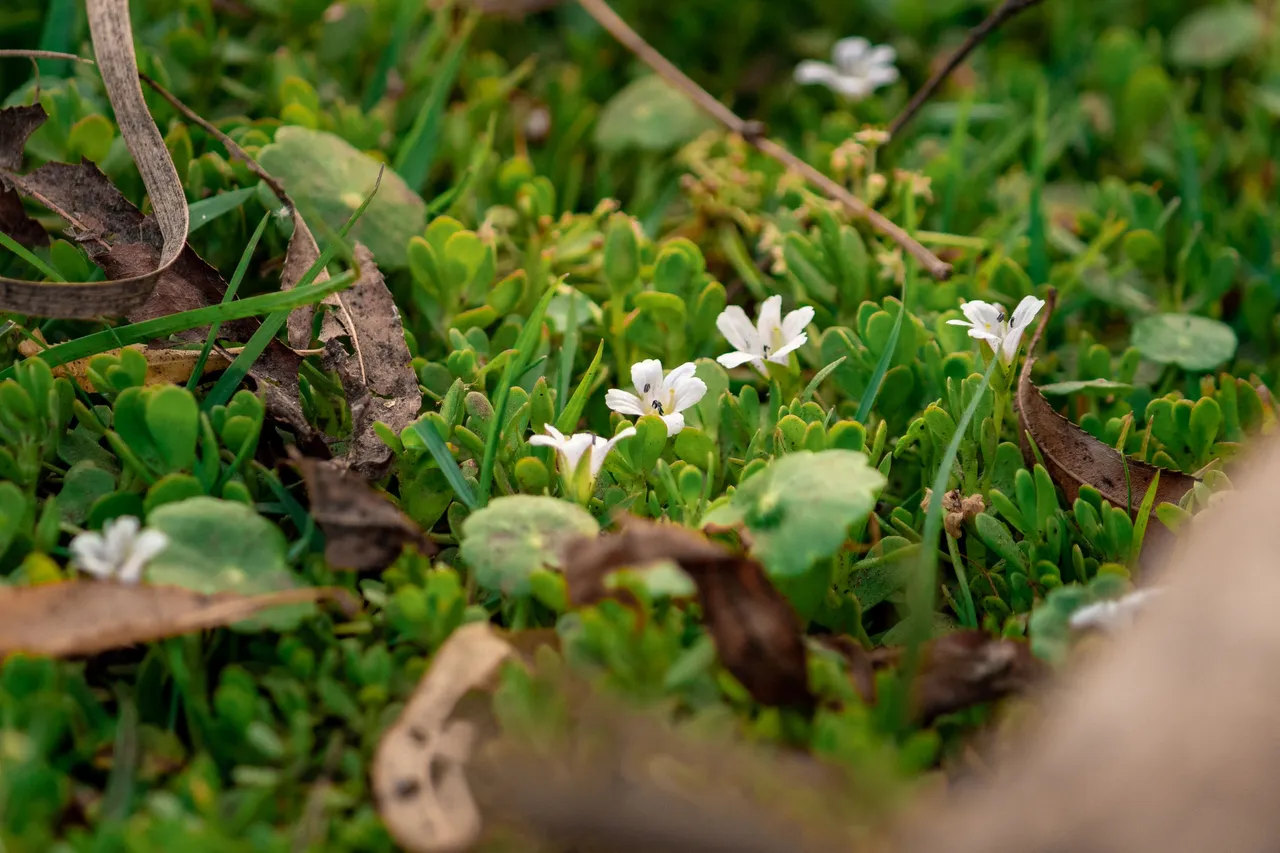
<box><xmin>887</xmin><ymin>0</ymin><xmax>1047</xmax><ymax>139</ymax></box>
<box><xmin>574</xmin><ymin>0</ymin><xmax>952</xmax><ymax>281</ymax></box>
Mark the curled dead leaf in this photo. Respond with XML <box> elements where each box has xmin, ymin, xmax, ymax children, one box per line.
<box><xmin>373</xmin><ymin>622</ymin><xmax>517</xmax><ymax>853</ymax></box>
<box><xmin>0</xmin><ymin>2</ymin><xmax>190</xmax><ymax>319</ymax></box>
<box><xmin>291</xmin><ymin>454</ymin><xmax>436</xmax><ymax>571</ymax></box>
<box><xmin>1017</xmin><ymin>288</ymin><xmax>1197</xmax><ymax>517</ymax></box>
<box><xmin>563</xmin><ymin>515</ymin><xmax>814</xmax><ymax>713</ymax></box>
<box><xmin>0</xmin><ymin>582</ymin><xmax>358</xmax><ymax>658</ymax></box>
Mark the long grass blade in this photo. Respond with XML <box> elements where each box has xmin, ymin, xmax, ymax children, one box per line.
<box><xmin>394</xmin><ymin>12</ymin><xmax>478</xmax><ymax>191</ymax></box>
<box><xmin>406</xmin><ymin>419</ymin><xmax>478</xmax><ymax>511</ymax></box>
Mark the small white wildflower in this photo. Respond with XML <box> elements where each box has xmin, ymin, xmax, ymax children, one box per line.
<box><xmin>716</xmin><ymin>295</ymin><xmax>814</xmax><ymax>374</ymax></box>
<box><xmin>69</xmin><ymin>516</ymin><xmax>168</xmax><ymax>584</ymax></box>
<box><xmin>529</xmin><ymin>424</ymin><xmax>636</xmax><ymax>480</ymax></box>
<box><xmin>794</xmin><ymin>37</ymin><xmax>899</xmax><ymax>101</ymax></box>
<box><xmin>1069</xmin><ymin>588</ymin><xmax>1163</xmax><ymax>634</ymax></box>
<box><xmin>947</xmin><ymin>295</ymin><xmax>1045</xmax><ymax>365</ymax></box>
<box><xmin>605</xmin><ymin>359</ymin><xmax>707</xmax><ymax>436</ymax></box>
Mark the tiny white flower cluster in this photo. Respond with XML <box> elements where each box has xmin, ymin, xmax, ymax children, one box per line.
<box><xmin>69</xmin><ymin>516</ymin><xmax>168</xmax><ymax>584</ymax></box>
<box><xmin>794</xmin><ymin>37</ymin><xmax>899</xmax><ymax>101</ymax></box>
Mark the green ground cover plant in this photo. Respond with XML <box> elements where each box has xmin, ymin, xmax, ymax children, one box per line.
<box><xmin>0</xmin><ymin>0</ymin><xmax>1276</xmax><ymax>850</ymax></box>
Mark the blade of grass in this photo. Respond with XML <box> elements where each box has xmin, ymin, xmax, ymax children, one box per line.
<box><xmin>361</xmin><ymin>0</ymin><xmax>422</xmax><ymax>110</ymax></box>
<box><xmin>203</xmin><ymin>169</ymin><xmax>384</xmax><ymax>411</ymax></box>
<box><xmin>890</xmin><ymin>354</ymin><xmax>1000</xmax><ymax>732</ymax></box>
<box><xmin>36</xmin><ymin>0</ymin><xmax>77</xmax><ymax>77</ymax></box>
<box><xmin>800</xmin><ymin>356</ymin><xmax>846</xmax><ymax>404</ymax></box>
<box><xmin>1</xmin><ymin>272</ymin><xmax>353</xmax><ymax>380</ymax></box>
<box><xmin>406</xmin><ymin>418</ymin><xmax>478</xmax><ymax>510</ymax></box>
<box><xmin>394</xmin><ymin>12</ymin><xmax>478</xmax><ymax>192</ymax></box>
<box><xmin>1129</xmin><ymin>470</ymin><xmax>1160</xmax><ymax>567</ymax></box>
<box><xmin>555</xmin><ymin>291</ymin><xmax>581</xmax><ymax>416</ymax></box>
<box><xmin>188</xmin><ymin>186</ymin><xmax>258</xmax><ymax>235</ymax></box>
<box><xmin>554</xmin><ymin>340</ymin><xmax>603</xmax><ymax>434</ymax></box>
<box><xmin>0</xmin><ymin>232</ymin><xmax>67</xmax><ymax>282</ymax></box>
<box><xmin>1026</xmin><ymin>77</ymin><xmax>1049</xmax><ymax>286</ymax></box>
<box><xmin>479</xmin><ymin>283</ymin><xmax>558</xmax><ymax>505</ymax></box>
<box><xmin>855</xmin><ymin>190</ymin><xmax>917</xmax><ymax>423</ymax></box>
<box><xmin>188</xmin><ymin>210</ymin><xmax>271</xmax><ymax>390</ymax></box>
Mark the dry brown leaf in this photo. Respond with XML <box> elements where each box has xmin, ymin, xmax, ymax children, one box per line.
<box><xmin>321</xmin><ymin>244</ymin><xmax>423</xmax><ymax>479</ymax></box>
<box><xmin>1017</xmin><ymin>288</ymin><xmax>1197</xmax><ymax>517</ymax></box>
<box><xmin>292</xmin><ymin>454</ymin><xmax>436</xmax><ymax>571</ymax></box>
<box><xmin>0</xmin><ymin>582</ymin><xmax>358</xmax><ymax>658</ymax></box>
<box><xmin>0</xmin><ymin>3</ymin><xmax>189</xmax><ymax>319</ymax></box>
<box><xmin>373</xmin><ymin>622</ymin><xmax>518</xmax><ymax>853</ymax></box>
<box><xmin>893</xmin><ymin>439</ymin><xmax>1280</xmax><ymax>853</ymax></box>
<box><xmin>563</xmin><ymin>515</ymin><xmax>814</xmax><ymax>713</ymax></box>
<box><xmin>0</xmin><ymin>183</ymin><xmax>46</xmax><ymax>247</ymax></box>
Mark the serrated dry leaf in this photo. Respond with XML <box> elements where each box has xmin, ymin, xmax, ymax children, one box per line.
<box><xmin>563</xmin><ymin>515</ymin><xmax>814</xmax><ymax>712</ymax></box>
<box><xmin>321</xmin><ymin>244</ymin><xmax>422</xmax><ymax>479</ymax></box>
<box><xmin>291</xmin><ymin>454</ymin><xmax>436</xmax><ymax>571</ymax></box>
<box><xmin>373</xmin><ymin>622</ymin><xmax>517</xmax><ymax>853</ymax></box>
<box><xmin>1017</xmin><ymin>288</ymin><xmax>1197</xmax><ymax>516</ymax></box>
<box><xmin>0</xmin><ymin>582</ymin><xmax>358</xmax><ymax>657</ymax></box>
<box><xmin>894</xmin><ymin>439</ymin><xmax>1280</xmax><ymax>853</ymax></box>
<box><xmin>0</xmin><ymin>1</ymin><xmax>189</xmax><ymax>319</ymax></box>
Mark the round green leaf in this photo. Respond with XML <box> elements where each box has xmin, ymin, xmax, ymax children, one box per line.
<box><xmin>1131</xmin><ymin>313</ymin><xmax>1237</xmax><ymax>372</ymax></box>
<box><xmin>460</xmin><ymin>495</ymin><xmax>599</xmax><ymax>595</ymax></box>
<box><xmin>594</xmin><ymin>75</ymin><xmax>718</xmax><ymax>153</ymax></box>
<box><xmin>1170</xmin><ymin>3</ymin><xmax>1263</xmax><ymax>68</ymax></box>
<box><xmin>257</xmin><ymin>127</ymin><xmax>425</xmax><ymax>268</ymax></box>
<box><xmin>147</xmin><ymin>497</ymin><xmax>292</xmax><ymax>594</ymax></box>
<box><xmin>701</xmin><ymin>450</ymin><xmax>887</xmax><ymax>578</ymax></box>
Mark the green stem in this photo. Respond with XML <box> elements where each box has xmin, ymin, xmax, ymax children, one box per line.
<box><xmin>946</xmin><ymin>533</ymin><xmax>977</xmax><ymax>629</ymax></box>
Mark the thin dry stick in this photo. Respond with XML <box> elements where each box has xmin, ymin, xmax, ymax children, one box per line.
<box><xmin>887</xmin><ymin>0</ymin><xmax>1047</xmax><ymax>139</ymax></box>
<box><xmin>574</xmin><ymin>0</ymin><xmax>952</xmax><ymax>282</ymax></box>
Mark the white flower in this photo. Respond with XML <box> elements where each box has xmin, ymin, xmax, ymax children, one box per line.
<box><xmin>1069</xmin><ymin>588</ymin><xmax>1163</xmax><ymax>634</ymax></box>
<box><xmin>529</xmin><ymin>424</ymin><xmax>636</xmax><ymax>479</ymax></box>
<box><xmin>794</xmin><ymin>37</ymin><xmax>899</xmax><ymax>101</ymax></box>
<box><xmin>947</xmin><ymin>295</ymin><xmax>1045</xmax><ymax>364</ymax></box>
<box><xmin>604</xmin><ymin>359</ymin><xmax>707</xmax><ymax>436</ymax></box>
<box><xmin>715</xmin><ymin>295</ymin><xmax>814</xmax><ymax>374</ymax></box>
<box><xmin>69</xmin><ymin>516</ymin><xmax>169</xmax><ymax>584</ymax></box>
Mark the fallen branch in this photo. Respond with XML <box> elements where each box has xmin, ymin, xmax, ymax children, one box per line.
<box><xmin>574</xmin><ymin>0</ymin><xmax>952</xmax><ymax>282</ymax></box>
<box><xmin>887</xmin><ymin>0</ymin><xmax>1047</xmax><ymax>139</ymax></box>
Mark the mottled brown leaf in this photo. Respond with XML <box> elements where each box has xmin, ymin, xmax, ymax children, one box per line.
<box><xmin>292</xmin><ymin>455</ymin><xmax>436</xmax><ymax>571</ymax></box>
<box><xmin>563</xmin><ymin>515</ymin><xmax>814</xmax><ymax>713</ymax></box>
<box><xmin>1017</xmin><ymin>288</ymin><xmax>1197</xmax><ymax>517</ymax></box>
<box><xmin>0</xmin><ymin>104</ymin><xmax>46</xmax><ymax>171</ymax></box>
<box><xmin>818</xmin><ymin>632</ymin><xmax>1041</xmax><ymax>724</ymax></box>
<box><xmin>321</xmin><ymin>244</ymin><xmax>422</xmax><ymax>479</ymax></box>
<box><xmin>373</xmin><ymin>622</ymin><xmax>517</xmax><ymax>853</ymax></box>
<box><xmin>0</xmin><ymin>189</ymin><xmax>47</xmax><ymax>247</ymax></box>
<box><xmin>0</xmin><ymin>582</ymin><xmax>358</xmax><ymax>658</ymax></box>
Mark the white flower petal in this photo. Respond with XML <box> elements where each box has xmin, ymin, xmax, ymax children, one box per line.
<box><xmin>946</xmin><ymin>318</ymin><xmax>975</xmax><ymax>328</ymax></box>
<box><xmin>1000</xmin><ymin>328</ymin><xmax>1023</xmax><ymax>364</ymax></box>
<box><xmin>968</xmin><ymin>328</ymin><xmax>1002</xmax><ymax>346</ymax></box>
<box><xmin>660</xmin><ymin>412</ymin><xmax>686</xmax><ymax>436</ymax></box>
<box><xmin>630</xmin><ymin>359</ymin><xmax>665</xmax><ymax>397</ymax></box>
<box><xmin>755</xmin><ymin>295</ymin><xmax>783</xmax><ymax>342</ymax></box>
<box><xmin>558</xmin><ymin>433</ymin><xmax>595</xmax><ymax>474</ymax></box>
<box><xmin>717</xmin><ymin>350</ymin><xmax>760</xmax><ymax>369</ymax></box>
<box><xmin>832</xmin><ymin>36</ymin><xmax>871</xmax><ymax>71</ymax></box>
<box><xmin>541</xmin><ymin>424</ymin><xmax>567</xmax><ymax>444</ymax></box>
<box><xmin>767</xmin><ymin>333</ymin><xmax>808</xmax><ymax>363</ymax></box>
<box><xmin>528</xmin><ymin>435</ymin><xmax>561</xmax><ymax>449</ymax></box>
<box><xmin>605</xmin><ymin>389</ymin><xmax>645</xmax><ymax>416</ymax></box>
<box><xmin>716</xmin><ymin>306</ymin><xmax>760</xmax><ymax>354</ymax></box>
<box><xmin>591</xmin><ymin>426</ymin><xmax>637</xmax><ymax>476</ymax></box>
<box><xmin>131</xmin><ymin>530</ymin><xmax>170</xmax><ymax>565</ymax></box>
<box><xmin>862</xmin><ymin>44</ymin><xmax>897</xmax><ymax>68</ymax></box>
<box><xmin>660</xmin><ymin>362</ymin><xmax>699</xmax><ymax>397</ymax></box>
<box><xmin>1010</xmin><ymin>295</ymin><xmax>1046</xmax><ymax>333</ymax></box>
<box><xmin>780</xmin><ymin>306</ymin><xmax>815</xmax><ymax>342</ymax></box>
<box><xmin>794</xmin><ymin>60</ymin><xmax>839</xmax><ymax>87</ymax></box>
<box><xmin>959</xmin><ymin>300</ymin><xmax>1002</xmax><ymax>328</ymax></box>
<box><xmin>863</xmin><ymin>63</ymin><xmax>900</xmax><ymax>89</ymax></box>
<box><xmin>671</xmin><ymin>376</ymin><xmax>707</xmax><ymax>412</ymax></box>
<box><xmin>830</xmin><ymin>75</ymin><xmax>875</xmax><ymax>100</ymax></box>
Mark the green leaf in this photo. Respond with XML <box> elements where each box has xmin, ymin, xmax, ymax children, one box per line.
<box><xmin>1131</xmin><ymin>313</ymin><xmax>1237</xmax><ymax>372</ymax></box>
<box><xmin>459</xmin><ymin>495</ymin><xmax>599</xmax><ymax>595</ymax></box>
<box><xmin>147</xmin><ymin>497</ymin><xmax>292</xmax><ymax>594</ymax></box>
<box><xmin>402</xmin><ymin>416</ymin><xmax>478</xmax><ymax>510</ymax></box>
<box><xmin>701</xmin><ymin>450</ymin><xmax>887</xmax><ymax>578</ymax></box>
<box><xmin>258</xmin><ymin>126</ymin><xmax>425</xmax><ymax>268</ymax></box>
<box><xmin>1170</xmin><ymin>2</ymin><xmax>1263</xmax><ymax>68</ymax></box>
<box><xmin>554</xmin><ymin>341</ymin><xmax>604</xmax><ymax>435</ymax></box>
<box><xmin>188</xmin><ymin>186</ymin><xmax>258</xmax><ymax>234</ymax></box>
<box><xmin>1037</xmin><ymin>378</ymin><xmax>1134</xmax><ymax>396</ymax></box>
<box><xmin>0</xmin><ymin>482</ymin><xmax>27</xmax><ymax>560</ymax></box>
<box><xmin>144</xmin><ymin>386</ymin><xmax>200</xmax><ymax>472</ymax></box>
<box><xmin>593</xmin><ymin>75</ymin><xmax>718</xmax><ymax>152</ymax></box>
